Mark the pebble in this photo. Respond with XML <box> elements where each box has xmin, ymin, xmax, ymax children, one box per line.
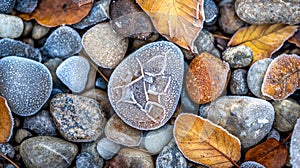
<box><xmin>106</xmin><ymin>148</ymin><xmax>154</xmax><ymax>167</ymax></box>
<box><xmin>81</xmin><ymin>142</ymin><xmax>104</xmax><ymax>168</ymax></box>
<box><xmin>0</xmin><ymin>0</ymin><xmax>15</xmax><ymax>14</ymax></box>
<box><xmin>240</xmin><ymin>161</ymin><xmax>266</xmax><ymax>168</ymax></box>
<box><xmin>50</xmin><ymin>94</ymin><xmax>106</xmax><ymax>142</ymax></box>
<box><xmin>0</xmin><ymin>38</ymin><xmax>42</xmax><ymax>62</ymax></box>
<box><xmin>267</xmin><ymin>129</ymin><xmax>280</xmax><ymax>141</ymax></box>
<box><xmin>82</xmin><ymin>23</ymin><xmax>128</xmax><ymax>68</ymax></box>
<box><xmin>14</xmin><ymin>0</ymin><xmax>38</xmax><ymax>13</ymax></box>
<box><xmin>290</xmin><ymin>118</ymin><xmax>300</xmax><ymax>167</ymax></box>
<box><xmin>0</xmin><ymin>14</ymin><xmax>24</xmax><ymax>38</ymax></box>
<box><xmin>41</xmin><ymin>26</ymin><xmax>82</xmax><ymax>58</ymax></box>
<box><xmin>144</xmin><ymin>124</ymin><xmax>173</xmax><ymax>154</ymax></box>
<box><xmin>0</xmin><ymin>143</ymin><xmax>15</xmax><ymax>159</ymax></box>
<box><xmin>3</xmin><ymin>164</ymin><xmax>15</xmax><ymax>168</ymax></box>
<box><xmin>95</xmin><ymin>77</ymin><xmax>108</xmax><ymax>90</ymax></box>
<box><xmin>204</xmin><ymin>0</ymin><xmax>218</xmax><ymax>25</ymax></box>
<box><xmin>156</xmin><ymin>139</ymin><xmax>187</xmax><ymax>168</ymax></box>
<box><xmin>108</xmin><ymin>41</ymin><xmax>184</xmax><ymax>130</ymax></box>
<box><xmin>22</xmin><ymin>38</ymin><xmax>35</xmax><ymax>47</ymax></box>
<box><xmin>247</xmin><ymin>58</ymin><xmax>272</xmax><ymax>99</ymax></box>
<box><xmin>22</xmin><ymin>21</ymin><xmax>33</xmax><ymax>37</ymax></box>
<box><xmin>56</xmin><ymin>56</ymin><xmax>90</xmax><ymax>93</ymax></box>
<box><xmin>44</xmin><ymin>58</ymin><xmax>65</xmax><ymax>88</ymax></box>
<box><xmin>32</xmin><ymin>23</ymin><xmax>50</xmax><ymax>40</ymax></box>
<box><xmin>23</xmin><ymin>110</ymin><xmax>57</xmax><ymax>136</ymax></box>
<box><xmin>272</xmin><ymin>99</ymin><xmax>300</xmax><ymax>132</ymax></box>
<box><xmin>230</xmin><ymin>69</ymin><xmax>248</xmax><ymax>95</ymax></box>
<box><xmin>76</xmin><ymin>152</ymin><xmax>100</xmax><ymax>168</ymax></box>
<box><xmin>96</xmin><ymin>137</ymin><xmax>121</xmax><ymax>160</ymax></box>
<box><xmin>200</xmin><ymin>96</ymin><xmax>275</xmax><ymax>148</ymax></box>
<box><xmin>105</xmin><ymin>114</ymin><xmax>142</xmax><ymax>147</ymax></box>
<box><xmin>222</xmin><ymin>45</ymin><xmax>253</xmax><ymax>68</ymax></box>
<box><xmin>193</xmin><ymin>30</ymin><xmax>221</xmax><ymax>58</ymax></box>
<box><xmin>235</xmin><ymin>0</ymin><xmax>300</xmax><ymax>25</ymax></box>
<box><xmin>72</xmin><ymin>0</ymin><xmax>110</xmax><ymax>29</ymax></box>
<box><xmin>20</xmin><ymin>136</ymin><xmax>78</xmax><ymax>168</ymax></box>
<box><xmin>0</xmin><ymin>56</ymin><xmax>52</xmax><ymax>116</ymax></box>
<box><xmin>14</xmin><ymin>129</ymin><xmax>32</xmax><ymax>144</ymax></box>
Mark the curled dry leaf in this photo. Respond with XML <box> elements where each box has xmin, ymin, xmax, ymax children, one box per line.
<box><xmin>262</xmin><ymin>54</ymin><xmax>300</xmax><ymax>100</ymax></box>
<box><xmin>0</xmin><ymin>96</ymin><xmax>14</xmax><ymax>143</ymax></box>
<box><xmin>288</xmin><ymin>28</ymin><xmax>300</xmax><ymax>48</ymax></box>
<box><xmin>245</xmin><ymin>138</ymin><xmax>288</xmax><ymax>168</ymax></box>
<box><xmin>228</xmin><ymin>24</ymin><xmax>298</xmax><ymax>64</ymax></box>
<box><xmin>136</xmin><ymin>0</ymin><xmax>205</xmax><ymax>49</ymax></box>
<box><xmin>18</xmin><ymin>0</ymin><xmax>93</xmax><ymax>27</ymax></box>
<box><xmin>174</xmin><ymin>113</ymin><xmax>241</xmax><ymax>168</ymax></box>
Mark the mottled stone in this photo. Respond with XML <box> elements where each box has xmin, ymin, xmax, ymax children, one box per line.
<box><xmin>235</xmin><ymin>0</ymin><xmax>300</xmax><ymax>25</ymax></box>
<box><xmin>0</xmin><ymin>14</ymin><xmax>23</xmax><ymax>38</ymax></box>
<box><xmin>193</xmin><ymin>30</ymin><xmax>220</xmax><ymax>58</ymax></box>
<box><xmin>267</xmin><ymin>129</ymin><xmax>280</xmax><ymax>141</ymax></box>
<box><xmin>0</xmin><ymin>38</ymin><xmax>42</xmax><ymax>62</ymax></box>
<box><xmin>272</xmin><ymin>99</ymin><xmax>300</xmax><ymax>132</ymax></box>
<box><xmin>0</xmin><ymin>0</ymin><xmax>15</xmax><ymax>14</ymax></box>
<box><xmin>56</xmin><ymin>56</ymin><xmax>90</xmax><ymax>93</ymax></box>
<box><xmin>290</xmin><ymin>118</ymin><xmax>300</xmax><ymax>167</ymax></box>
<box><xmin>105</xmin><ymin>114</ymin><xmax>142</xmax><ymax>147</ymax></box>
<box><xmin>97</xmin><ymin>137</ymin><xmax>121</xmax><ymax>160</ymax></box>
<box><xmin>32</xmin><ymin>23</ymin><xmax>50</xmax><ymax>40</ymax></box>
<box><xmin>82</xmin><ymin>23</ymin><xmax>128</xmax><ymax>68</ymax></box>
<box><xmin>240</xmin><ymin>161</ymin><xmax>266</xmax><ymax>168</ymax></box>
<box><xmin>50</xmin><ymin>94</ymin><xmax>106</xmax><ymax>142</ymax></box>
<box><xmin>200</xmin><ymin>96</ymin><xmax>274</xmax><ymax>148</ymax></box>
<box><xmin>222</xmin><ymin>45</ymin><xmax>253</xmax><ymax>68</ymax></box>
<box><xmin>204</xmin><ymin>0</ymin><xmax>218</xmax><ymax>24</ymax></box>
<box><xmin>108</xmin><ymin>41</ymin><xmax>184</xmax><ymax>130</ymax></box>
<box><xmin>0</xmin><ymin>56</ymin><xmax>52</xmax><ymax>116</ymax></box>
<box><xmin>14</xmin><ymin>129</ymin><xmax>32</xmax><ymax>144</ymax></box>
<box><xmin>230</xmin><ymin>69</ymin><xmax>248</xmax><ymax>95</ymax></box>
<box><xmin>41</xmin><ymin>26</ymin><xmax>82</xmax><ymax>58</ymax></box>
<box><xmin>76</xmin><ymin>152</ymin><xmax>99</xmax><ymax>168</ymax></box>
<box><xmin>14</xmin><ymin>0</ymin><xmax>38</xmax><ymax>13</ymax></box>
<box><xmin>20</xmin><ymin>136</ymin><xmax>78</xmax><ymax>168</ymax></box>
<box><xmin>81</xmin><ymin>142</ymin><xmax>104</xmax><ymax>168</ymax></box>
<box><xmin>156</xmin><ymin>139</ymin><xmax>187</xmax><ymax>168</ymax></box>
<box><xmin>0</xmin><ymin>143</ymin><xmax>15</xmax><ymax>159</ymax></box>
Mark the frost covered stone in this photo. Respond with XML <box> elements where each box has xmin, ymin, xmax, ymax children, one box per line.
<box><xmin>290</xmin><ymin>118</ymin><xmax>300</xmax><ymax>168</ymax></box>
<box><xmin>108</xmin><ymin>41</ymin><xmax>184</xmax><ymax>130</ymax></box>
<box><xmin>0</xmin><ymin>14</ymin><xmax>23</xmax><ymax>38</ymax></box>
<box><xmin>14</xmin><ymin>0</ymin><xmax>38</xmax><ymax>13</ymax></box>
<box><xmin>0</xmin><ymin>0</ymin><xmax>15</xmax><ymax>13</ymax></box>
<box><xmin>0</xmin><ymin>56</ymin><xmax>52</xmax><ymax>116</ymax></box>
<box><xmin>240</xmin><ymin>161</ymin><xmax>265</xmax><ymax>168</ymax></box>
<box><xmin>56</xmin><ymin>56</ymin><xmax>90</xmax><ymax>93</ymax></box>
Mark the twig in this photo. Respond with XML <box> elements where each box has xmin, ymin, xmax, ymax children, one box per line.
<box><xmin>213</xmin><ymin>34</ymin><xmax>230</xmax><ymax>40</ymax></box>
<box><xmin>87</xmin><ymin>60</ymin><xmax>109</xmax><ymax>83</ymax></box>
<box><xmin>281</xmin><ymin>131</ymin><xmax>293</xmax><ymax>144</ymax></box>
<box><xmin>0</xmin><ymin>153</ymin><xmax>20</xmax><ymax>168</ymax></box>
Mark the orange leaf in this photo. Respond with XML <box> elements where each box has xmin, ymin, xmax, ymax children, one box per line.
<box><xmin>245</xmin><ymin>138</ymin><xmax>288</xmax><ymax>168</ymax></box>
<box><xmin>18</xmin><ymin>0</ymin><xmax>93</xmax><ymax>27</ymax></box>
<box><xmin>0</xmin><ymin>96</ymin><xmax>14</xmax><ymax>143</ymax></box>
<box><xmin>288</xmin><ymin>27</ymin><xmax>300</xmax><ymax>48</ymax></box>
<box><xmin>136</xmin><ymin>0</ymin><xmax>205</xmax><ymax>49</ymax></box>
<box><xmin>228</xmin><ymin>24</ymin><xmax>298</xmax><ymax>64</ymax></box>
<box><xmin>262</xmin><ymin>54</ymin><xmax>300</xmax><ymax>100</ymax></box>
<box><xmin>174</xmin><ymin>113</ymin><xmax>241</xmax><ymax>168</ymax></box>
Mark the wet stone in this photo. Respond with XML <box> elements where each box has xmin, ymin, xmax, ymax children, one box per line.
<box><xmin>72</xmin><ymin>0</ymin><xmax>110</xmax><ymax>29</ymax></box>
<box><xmin>14</xmin><ymin>129</ymin><xmax>32</xmax><ymax>144</ymax></box>
<box><xmin>0</xmin><ymin>143</ymin><xmax>15</xmax><ymax>159</ymax></box>
<box><xmin>32</xmin><ymin>23</ymin><xmax>50</xmax><ymax>40</ymax></box>
<box><xmin>230</xmin><ymin>69</ymin><xmax>248</xmax><ymax>95</ymax></box>
<box><xmin>235</xmin><ymin>0</ymin><xmax>300</xmax><ymax>25</ymax></box>
<box><xmin>0</xmin><ymin>0</ymin><xmax>15</xmax><ymax>14</ymax></box>
<box><xmin>81</xmin><ymin>141</ymin><xmax>104</xmax><ymax>168</ymax></box>
<box><xmin>222</xmin><ymin>45</ymin><xmax>253</xmax><ymax>68</ymax></box>
<box><xmin>20</xmin><ymin>136</ymin><xmax>78</xmax><ymax>168</ymax></box>
<box><xmin>14</xmin><ymin>0</ymin><xmax>38</xmax><ymax>13</ymax></box>
<box><xmin>267</xmin><ymin>129</ymin><xmax>280</xmax><ymax>141</ymax></box>
<box><xmin>23</xmin><ymin>110</ymin><xmax>57</xmax><ymax>136</ymax></box>
<box><xmin>204</xmin><ymin>0</ymin><xmax>218</xmax><ymax>25</ymax></box>
<box><xmin>0</xmin><ymin>56</ymin><xmax>52</xmax><ymax>116</ymax></box>
<box><xmin>240</xmin><ymin>161</ymin><xmax>266</xmax><ymax>168</ymax></box>
<box><xmin>50</xmin><ymin>94</ymin><xmax>106</xmax><ymax>142</ymax></box>
<box><xmin>247</xmin><ymin>58</ymin><xmax>272</xmax><ymax>99</ymax></box>
<box><xmin>108</xmin><ymin>41</ymin><xmax>184</xmax><ymax>130</ymax></box>
<box><xmin>0</xmin><ymin>38</ymin><xmax>42</xmax><ymax>62</ymax></box>
<box><xmin>200</xmin><ymin>96</ymin><xmax>275</xmax><ymax>148</ymax></box>
<box><xmin>105</xmin><ymin>114</ymin><xmax>142</xmax><ymax>147</ymax></box>
<box><xmin>193</xmin><ymin>30</ymin><xmax>220</xmax><ymax>58</ymax></box>
<box><xmin>56</xmin><ymin>56</ymin><xmax>90</xmax><ymax>93</ymax></box>
<box><xmin>97</xmin><ymin>137</ymin><xmax>121</xmax><ymax>160</ymax></box>
<box><xmin>76</xmin><ymin>152</ymin><xmax>99</xmax><ymax>168</ymax></box>
<box><xmin>41</xmin><ymin>26</ymin><xmax>82</xmax><ymax>58</ymax></box>
<box><xmin>82</xmin><ymin>23</ymin><xmax>128</xmax><ymax>69</ymax></box>
<box><xmin>0</xmin><ymin>14</ymin><xmax>24</xmax><ymax>38</ymax></box>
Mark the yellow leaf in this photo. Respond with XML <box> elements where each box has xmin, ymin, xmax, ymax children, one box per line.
<box><xmin>136</xmin><ymin>0</ymin><xmax>205</xmax><ymax>49</ymax></box>
<box><xmin>228</xmin><ymin>24</ymin><xmax>298</xmax><ymax>64</ymax></box>
<box><xmin>0</xmin><ymin>96</ymin><xmax>14</xmax><ymax>143</ymax></box>
<box><xmin>174</xmin><ymin>113</ymin><xmax>241</xmax><ymax>168</ymax></box>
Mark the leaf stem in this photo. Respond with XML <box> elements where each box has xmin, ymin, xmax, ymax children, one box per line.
<box><xmin>0</xmin><ymin>153</ymin><xmax>20</xmax><ymax>168</ymax></box>
<box><xmin>208</xmin><ymin>143</ymin><xmax>240</xmax><ymax>168</ymax></box>
<box><xmin>88</xmin><ymin>60</ymin><xmax>109</xmax><ymax>83</ymax></box>
<box><xmin>281</xmin><ymin>131</ymin><xmax>293</xmax><ymax>144</ymax></box>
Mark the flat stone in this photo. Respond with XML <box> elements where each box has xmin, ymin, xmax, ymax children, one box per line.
<box><xmin>230</xmin><ymin>69</ymin><xmax>248</xmax><ymax>95</ymax></box>
<box><xmin>200</xmin><ymin>96</ymin><xmax>275</xmax><ymax>148</ymax></box>
<box><xmin>76</xmin><ymin>152</ymin><xmax>99</xmax><ymax>168</ymax></box>
<box><xmin>290</xmin><ymin>118</ymin><xmax>300</xmax><ymax>167</ymax></box>
<box><xmin>20</xmin><ymin>136</ymin><xmax>78</xmax><ymax>168</ymax></box>
<box><xmin>32</xmin><ymin>23</ymin><xmax>50</xmax><ymax>40</ymax></box>
<box><xmin>0</xmin><ymin>0</ymin><xmax>15</xmax><ymax>14</ymax></box>
<box><xmin>82</xmin><ymin>23</ymin><xmax>128</xmax><ymax>68</ymax></box>
<box><xmin>0</xmin><ymin>56</ymin><xmax>52</xmax><ymax>116</ymax></box>
<box><xmin>105</xmin><ymin>114</ymin><xmax>142</xmax><ymax>147</ymax></box>
<box><xmin>108</xmin><ymin>41</ymin><xmax>184</xmax><ymax>130</ymax></box>
<box><xmin>0</xmin><ymin>14</ymin><xmax>23</xmax><ymax>38</ymax></box>
<box><xmin>14</xmin><ymin>0</ymin><xmax>38</xmax><ymax>13</ymax></box>
<box><xmin>50</xmin><ymin>94</ymin><xmax>106</xmax><ymax>142</ymax></box>
<box><xmin>81</xmin><ymin>142</ymin><xmax>104</xmax><ymax>168</ymax></box>
<box><xmin>222</xmin><ymin>45</ymin><xmax>253</xmax><ymax>68</ymax></box>
<box><xmin>97</xmin><ymin>137</ymin><xmax>121</xmax><ymax>160</ymax></box>
<box><xmin>56</xmin><ymin>56</ymin><xmax>90</xmax><ymax>93</ymax></box>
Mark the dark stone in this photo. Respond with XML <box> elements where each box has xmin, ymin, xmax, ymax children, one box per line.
<box><xmin>204</xmin><ymin>0</ymin><xmax>218</xmax><ymax>25</ymax></box>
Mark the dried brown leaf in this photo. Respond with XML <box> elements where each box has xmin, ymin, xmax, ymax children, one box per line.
<box><xmin>0</xmin><ymin>96</ymin><xmax>14</xmax><ymax>143</ymax></box>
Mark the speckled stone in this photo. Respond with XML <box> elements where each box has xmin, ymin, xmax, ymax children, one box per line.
<box><xmin>0</xmin><ymin>38</ymin><xmax>42</xmax><ymax>62</ymax></box>
<box><xmin>41</xmin><ymin>26</ymin><xmax>82</xmax><ymax>58</ymax></box>
<box><xmin>72</xmin><ymin>0</ymin><xmax>110</xmax><ymax>29</ymax></box>
<box><xmin>105</xmin><ymin>114</ymin><xmax>142</xmax><ymax>147</ymax></box>
<box><xmin>0</xmin><ymin>56</ymin><xmax>52</xmax><ymax>116</ymax></box>
<box><xmin>82</xmin><ymin>23</ymin><xmax>128</xmax><ymax>68</ymax></box>
<box><xmin>204</xmin><ymin>0</ymin><xmax>218</xmax><ymax>24</ymax></box>
<box><xmin>76</xmin><ymin>152</ymin><xmax>99</xmax><ymax>168</ymax></box>
<box><xmin>222</xmin><ymin>45</ymin><xmax>253</xmax><ymax>68</ymax></box>
<box><xmin>240</xmin><ymin>161</ymin><xmax>266</xmax><ymax>168</ymax></box>
<box><xmin>14</xmin><ymin>129</ymin><xmax>32</xmax><ymax>144</ymax></box>
<box><xmin>0</xmin><ymin>143</ymin><xmax>15</xmax><ymax>159</ymax></box>
<box><xmin>193</xmin><ymin>30</ymin><xmax>220</xmax><ymax>58</ymax></box>
<box><xmin>290</xmin><ymin>118</ymin><xmax>300</xmax><ymax>167</ymax></box>
<box><xmin>50</xmin><ymin>94</ymin><xmax>106</xmax><ymax>142</ymax></box>
<box><xmin>108</xmin><ymin>41</ymin><xmax>184</xmax><ymax>130</ymax></box>
<box><xmin>96</xmin><ymin>137</ymin><xmax>121</xmax><ymax>160</ymax></box>
<box><xmin>20</xmin><ymin>136</ymin><xmax>78</xmax><ymax>168</ymax></box>
<box><xmin>230</xmin><ymin>69</ymin><xmax>248</xmax><ymax>95</ymax></box>
<box><xmin>0</xmin><ymin>0</ymin><xmax>15</xmax><ymax>14</ymax></box>
<box><xmin>0</xmin><ymin>14</ymin><xmax>23</xmax><ymax>38</ymax></box>
<box><xmin>32</xmin><ymin>23</ymin><xmax>50</xmax><ymax>40</ymax></box>
<box><xmin>14</xmin><ymin>0</ymin><xmax>38</xmax><ymax>13</ymax></box>
<box><xmin>56</xmin><ymin>56</ymin><xmax>90</xmax><ymax>93</ymax></box>
<box><xmin>81</xmin><ymin>142</ymin><xmax>104</xmax><ymax>168</ymax></box>
<box><xmin>200</xmin><ymin>96</ymin><xmax>275</xmax><ymax>148</ymax></box>
<box><xmin>23</xmin><ymin>110</ymin><xmax>57</xmax><ymax>136</ymax></box>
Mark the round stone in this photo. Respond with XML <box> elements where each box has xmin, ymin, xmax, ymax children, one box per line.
<box><xmin>193</xmin><ymin>30</ymin><xmax>220</xmax><ymax>57</ymax></box>
<box><xmin>222</xmin><ymin>45</ymin><xmax>253</xmax><ymax>68</ymax></box>
<box><xmin>0</xmin><ymin>14</ymin><xmax>24</xmax><ymax>38</ymax></box>
<box><xmin>0</xmin><ymin>56</ymin><xmax>52</xmax><ymax>116</ymax></box>
<box><xmin>230</xmin><ymin>69</ymin><xmax>248</xmax><ymax>95</ymax></box>
<box><xmin>108</xmin><ymin>41</ymin><xmax>184</xmax><ymax>130</ymax></box>
<box><xmin>50</xmin><ymin>94</ymin><xmax>106</xmax><ymax>142</ymax></box>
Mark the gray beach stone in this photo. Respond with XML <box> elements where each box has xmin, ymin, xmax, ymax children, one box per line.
<box><xmin>97</xmin><ymin>137</ymin><xmax>121</xmax><ymax>160</ymax></box>
<box><xmin>204</xmin><ymin>0</ymin><xmax>218</xmax><ymax>24</ymax></box>
<box><xmin>290</xmin><ymin>118</ymin><xmax>300</xmax><ymax>167</ymax></box>
<box><xmin>230</xmin><ymin>69</ymin><xmax>248</xmax><ymax>95</ymax></box>
<box><xmin>267</xmin><ymin>129</ymin><xmax>280</xmax><ymax>141</ymax></box>
<box><xmin>222</xmin><ymin>45</ymin><xmax>253</xmax><ymax>68</ymax></box>
<box><xmin>76</xmin><ymin>152</ymin><xmax>100</xmax><ymax>168</ymax></box>
<box><xmin>81</xmin><ymin>142</ymin><xmax>104</xmax><ymax>168</ymax></box>
<box><xmin>0</xmin><ymin>143</ymin><xmax>15</xmax><ymax>159</ymax></box>
<box><xmin>14</xmin><ymin>0</ymin><xmax>38</xmax><ymax>13</ymax></box>
<box><xmin>0</xmin><ymin>0</ymin><xmax>15</xmax><ymax>13</ymax></box>
<box><xmin>0</xmin><ymin>14</ymin><xmax>23</xmax><ymax>38</ymax></box>
<box><xmin>32</xmin><ymin>23</ymin><xmax>50</xmax><ymax>40</ymax></box>
<box><xmin>193</xmin><ymin>30</ymin><xmax>220</xmax><ymax>58</ymax></box>
<box><xmin>240</xmin><ymin>161</ymin><xmax>266</xmax><ymax>168</ymax></box>
<box><xmin>14</xmin><ymin>129</ymin><xmax>32</xmax><ymax>144</ymax></box>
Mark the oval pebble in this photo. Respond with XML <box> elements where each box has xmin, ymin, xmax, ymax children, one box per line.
<box><xmin>97</xmin><ymin>137</ymin><xmax>121</xmax><ymax>160</ymax></box>
<box><xmin>204</xmin><ymin>0</ymin><xmax>218</xmax><ymax>24</ymax></box>
<box><xmin>0</xmin><ymin>14</ymin><xmax>24</xmax><ymax>38</ymax></box>
<box><xmin>108</xmin><ymin>41</ymin><xmax>184</xmax><ymax>130</ymax></box>
<box><xmin>222</xmin><ymin>45</ymin><xmax>253</xmax><ymax>68</ymax></box>
<box><xmin>14</xmin><ymin>129</ymin><xmax>32</xmax><ymax>144</ymax></box>
<box><xmin>50</xmin><ymin>94</ymin><xmax>106</xmax><ymax>142</ymax></box>
<box><xmin>0</xmin><ymin>0</ymin><xmax>15</xmax><ymax>13</ymax></box>
<box><xmin>32</xmin><ymin>23</ymin><xmax>50</xmax><ymax>40</ymax></box>
<box><xmin>14</xmin><ymin>0</ymin><xmax>38</xmax><ymax>13</ymax></box>
<box><xmin>0</xmin><ymin>56</ymin><xmax>52</xmax><ymax>116</ymax></box>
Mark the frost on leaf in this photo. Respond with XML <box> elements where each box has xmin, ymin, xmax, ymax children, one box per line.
<box><xmin>290</xmin><ymin>118</ymin><xmax>300</xmax><ymax>167</ymax></box>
